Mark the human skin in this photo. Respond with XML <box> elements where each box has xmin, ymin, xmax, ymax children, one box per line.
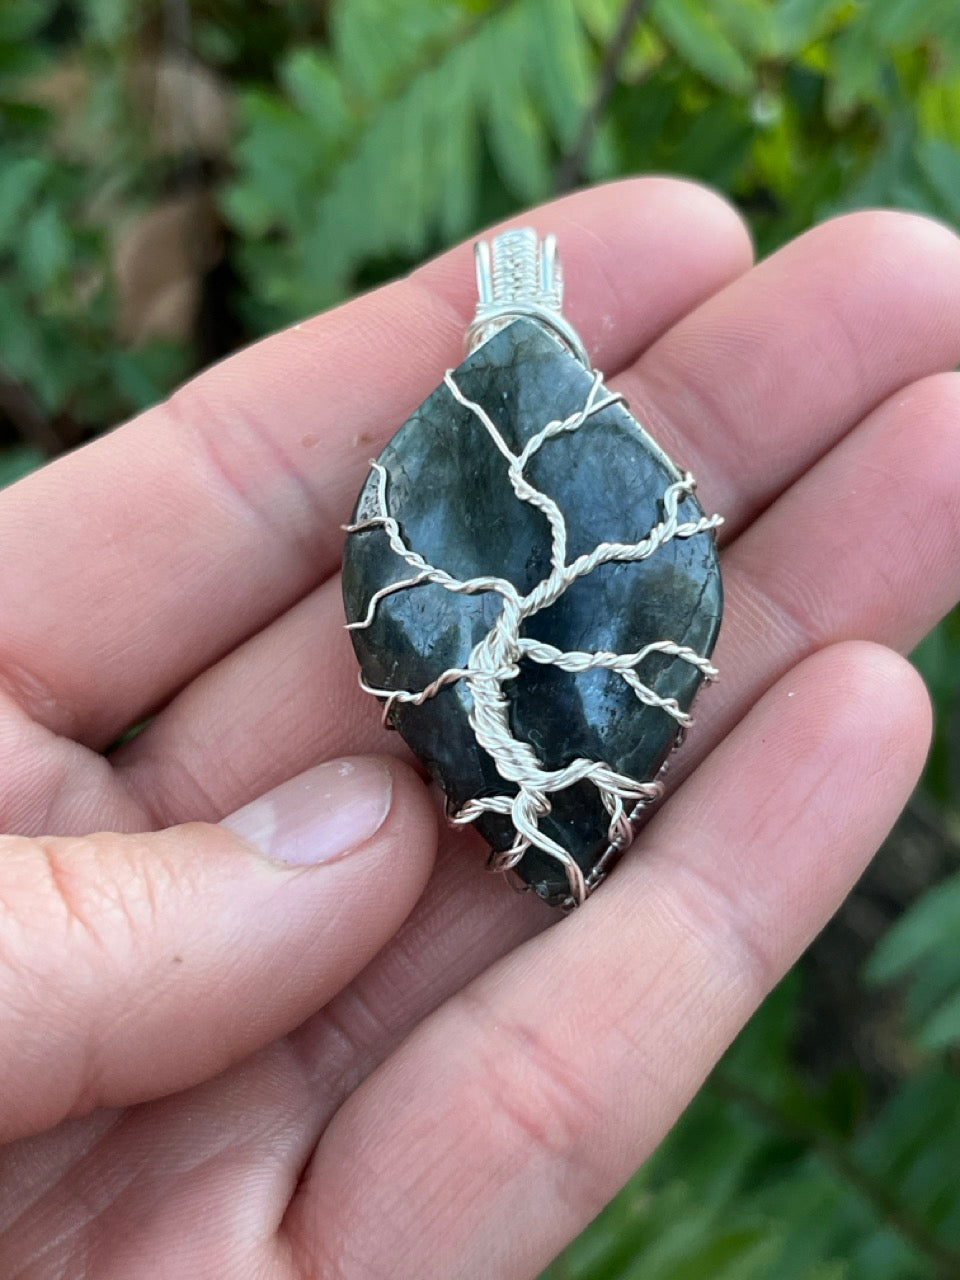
<box><xmin>1</xmin><ymin>176</ymin><xmax>960</xmax><ymax>1277</ymax></box>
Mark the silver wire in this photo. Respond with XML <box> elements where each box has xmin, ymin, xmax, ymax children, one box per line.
<box><xmin>344</xmin><ymin>367</ymin><xmax>722</xmax><ymax>907</ymax></box>
<box><xmin>467</xmin><ymin>227</ymin><xmax>590</xmax><ymax>367</ymax></box>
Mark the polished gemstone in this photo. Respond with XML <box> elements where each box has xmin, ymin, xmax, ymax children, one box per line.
<box><xmin>342</xmin><ymin>319</ymin><xmax>722</xmax><ymax>905</ymax></box>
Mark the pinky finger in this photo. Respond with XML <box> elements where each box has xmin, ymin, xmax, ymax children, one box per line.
<box><xmin>283</xmin><ymin>641</ymin><xmax>931</xmax><ymax>1280</ymax></box>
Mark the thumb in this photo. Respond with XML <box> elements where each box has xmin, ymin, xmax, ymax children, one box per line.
<box><xmin>0</xmin><ymin>756</ymin><xmax>436</xmax><ymax>1143</ymax></box>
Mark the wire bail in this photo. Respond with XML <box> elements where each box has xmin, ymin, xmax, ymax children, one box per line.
<box><xmin>466</xmin><ymin>227</ymin><xmax>591</xmax><ymax>368</ymax></box>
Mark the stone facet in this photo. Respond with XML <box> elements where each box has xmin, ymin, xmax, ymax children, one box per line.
<box><xmin>341</xmin><ymin>319</ymin><xmax>722</xmax><ymax>905</ymax></box>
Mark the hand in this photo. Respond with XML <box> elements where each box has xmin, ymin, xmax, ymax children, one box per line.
<box><xmin>1</xmin><ymin>178</ymin><xmax>959</xmax><ymax>1279</ymax></box>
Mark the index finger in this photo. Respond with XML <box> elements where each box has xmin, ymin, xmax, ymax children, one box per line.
<box><xmin>283</xmin><ymin>644</ymin><xmax>930</xmax><ymax>1280</ymax></box>
<box><xmin>0</xmin><ymin>178</ymin><xmax>751</xmax><ymax>747</ymax></box>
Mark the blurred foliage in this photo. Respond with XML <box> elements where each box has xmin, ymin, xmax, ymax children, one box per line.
<box><xmin>2</xmin><ymin>1</ymin><xmax>960</xmax><ymax>1276</ymax></box>
<box><xmin>544</xmin><ymin>976</ymin><xmax>960</xmax><ymax>1280</ymax></box>
<box><xmin>0</xmin><ymin>0</ymin><xmax>194</xmax><ymax>430</ymax></box>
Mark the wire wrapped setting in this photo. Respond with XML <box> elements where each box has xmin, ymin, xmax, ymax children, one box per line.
<box><xmin>344</xmin><ymin>367</ymin><xmax>722</xmax><ymax>907</ymax></box>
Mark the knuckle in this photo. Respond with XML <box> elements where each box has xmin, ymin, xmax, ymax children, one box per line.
<box><xmin>454</xmin><ymin>987</ymin><xmax>609</xmax><ymax>1213</ymax></box>
<box><xmin>0</xmin><ymin>831</ymin><xmax>181</xmax><ymax>967</ymax></box>
<box><xmin>732</xmin><ymin>554</ymin><xmax>822</xmax><ymax>658</ymax></box>
<box><xmin>663</xmin><ymin>853</ymin><xmax>782</xmax><ymax>1001</ymax></box>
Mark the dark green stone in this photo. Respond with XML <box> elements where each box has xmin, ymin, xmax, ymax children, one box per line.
<box><xmin>342</xmin><ymin>319</ymin><xmax>722</xmax><ymax>906</ymax></box>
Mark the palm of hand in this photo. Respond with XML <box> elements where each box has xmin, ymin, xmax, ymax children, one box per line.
<box><xmin>2</xmin><ymin>179</ymin><xmax>959</xmax><ymax>1279</ymax></box>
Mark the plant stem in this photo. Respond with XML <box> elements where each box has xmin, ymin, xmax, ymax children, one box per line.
<box><xmin>716</xmin><ymin>1073</ymin><xmax>960</xmax><ymax>1279</ymax></box>
<box><xmin>555</xmin><ymin>0</ymin><xmax>653</xmax><ymax>192</ymax></box>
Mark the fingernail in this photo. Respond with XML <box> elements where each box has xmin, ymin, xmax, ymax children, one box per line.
<box><xmin>221</xmin><ymin>758</ymin><xmax>392</xmax><ymax>866</ymax></box>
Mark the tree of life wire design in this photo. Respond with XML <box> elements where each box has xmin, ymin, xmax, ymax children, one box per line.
<box><xmin>344</xmin><ymin>369</ymin><xmax>723</xmax><ymax>906</ymax></box>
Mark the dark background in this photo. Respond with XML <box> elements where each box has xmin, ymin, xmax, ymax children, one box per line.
<box><xmin>2</xmin><ymin>3</ymin><xmax>959</xmax><ymax>1276</ymax></box>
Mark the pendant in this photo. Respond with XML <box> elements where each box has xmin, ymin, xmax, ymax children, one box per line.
<box><xmin>342</xmin><ymin>229</ymin><xmax>723</xmax><ymax>909</ymax></box>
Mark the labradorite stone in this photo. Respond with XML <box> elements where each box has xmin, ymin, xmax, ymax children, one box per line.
<box><xmin>342</xmin><ymin>319</ymin><xmax>722</xmax><ymax>906</ymax></box>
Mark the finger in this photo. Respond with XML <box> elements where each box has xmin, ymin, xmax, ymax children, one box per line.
<box><xmin>112</xmin><ymin>367</ymin><xmax>960</xmax><ymax>1188</ymax></box>
<box><xmin>283</xmin><ymin>643</ymin><xmax>930</xmax><ymax>1279</ymax></box>
<box><xmin>621</xmin><ymin>208</ymin><xmax>960</xmax><ymax>539</ymax></box>
<box><xmin>0</xmin><ymin>179</ymin><xmax>752</xmax><ymax>747</ymax></box>
<box><xmin>291</xmin><ymin>365</ymin><xmax>960</xmax><ymax>1129</ymax></box>
<box><xmin>0</xmin><ymin>756</ymin><xmax>435</xmax><ymax>1143</ymax></box>
<box><xmin>686</xmin><ymin>369</ymin><xmax>960</xmax><ymax>761</ymax></box>
<box><xmin>117</xmin><ymin>369</ymin><xmax>960</xmax><ymax>830</ymax></box>
<box><xmin>115</xmin><ymin>211</ymin><xmax>960</xmax><ymax>821</ymax></box>
<box><xmin>280</xmin><ymin>368</ymin><xmax>960</xmax><ymax>1122</ymax></box>
<box><xmin>0</xmin><ymin>686</ymin><xmax>150</xmax><ymax>837</ymax></box>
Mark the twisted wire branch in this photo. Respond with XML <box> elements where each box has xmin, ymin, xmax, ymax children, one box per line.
<box><xmin>344</xmin><ymin>371</ymin><xmax>722</xmax><ymax>904</ymax></box>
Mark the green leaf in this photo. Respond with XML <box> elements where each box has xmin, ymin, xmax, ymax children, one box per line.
<box><xmin>916</xmin><ymin>138</ymin><xmax>960</xmax><ymax>223</ymax></box>
<box><xmin>484</xmin><ymin>80</ymin><xmax>551</xmax><ymax>203</ymax></box>
<box><xmin>917</xmin><ymin>80</ymin><xmax>960</xmax><ymax>145</ymax></box>
<box><xmin>826</xmin><ymin>27</ymin><xmax>887</xmax><ymax>121</ymax></box>
<box><xmin>723</xmin><ymin>970</ymin><xmax>802</xmax><ymax>1087</ymax></box>
<box><xmin>651</xmin><ymin>0</ymin><xmax>754</xmax><ymax>94</ymax></box>
<box><xmin>0</xmin><ymin>283</ymin><xmax>45</xmax><ymax>393</ymax></box>
<box><xmin>0</xmin><ymin>0</ymin><xmax>56</xmax><ymax>43</ymax></box>
<box><xmin>280</xmin><ymin>47</ymin><xmax>350</xmax><ymax>141</ymax></box>
<box><xmin>830</xmin><ymin>114</ymin><xmax>931</xmax><ymax>215</ymax></box>
<box><xmin>225</xmin><ymin>89</ymin><xmax>326</xmax><ymax>232</ymax></box>
<box><xmin>110</xmin><ymin>343</ymin><xmax>189</xmax><ymax>412</ymax></box>
<box><xmin>331</xmin><ymin>0</ymin><xmax>463</xmax><ymax>102</ymax></box>
<box><xmin>0</xmin><ymin>40</ymin><xmax>51</xmax><ymax>80</ymax></box>
<box><xmin>433</xmin><ymin>43</ymin><xmax>479</xmax><ymax>239</ymax></box>
<box><xmin>0</xmin><ymin>445</ymin><xmax>44</xmax><ymax>489</ymax></box>
<box><xmin>529</xmin><ymin>0</ymin><xmax>594</xmax><ymax>148</ymax></box>
<box><xmin>621</xmin><ymin>24</ymin><xmax>668</xmax><ymax>81</ymax></box>
<box><xmin>83</xmin><ymin>0</ymin><xmax>135</xmax><ymax>45</ymax></box>
<box><xmin>897</xmin><ymin>935</ymin><xmax>960</xmax><ymax>1035</ymax></box>
<box><xmin>772</xmin><ymin>0</ymin><xmax>846</xmax><ymax>56</ymax></box>
<box><xmin>912</xmin><ymin>614</ymin><xmax>960</xmax><ymax>707</ymax></box>
<box><xmin>228</xmin><ymin>0</ymin><xmax>598</xmax><ymax>316</ymax></box>
<box><xmin>867</xmin><ymin>873</ymin><xmax>960</xmax><ymax>983</ymax></box>
<box><xmin>710</xmin><ymin>0</ymin><xmax>777</xmax><ymax>59</ymax></box>
<box><xmin>19</xmin><ymin>201</ymin><xmax>71</xmax><ymax>293</ymax></box>
<box><xmin>916</xmin><ymin>986</ymin><xmax>960</xmax><ymax>1050</ymax></box>
<box><xmin>660</xmin><ymin>99</ymin><xmax>754</xmax><ymax>187</ymax></box>
<box><xmin>0</xmin><ymin>153</ymin><xmax>49</xmax><ymax>248</ymax></box>
<box><xmin>870</xmin><ymin>0</ymin><xmax>959</xmax><ymax>47</ymax></box>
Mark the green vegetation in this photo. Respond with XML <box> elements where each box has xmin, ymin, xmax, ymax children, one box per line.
<box><xmin>2</xmin><ymin>2</ymin><xmax>959</xmax><ymax>1275</ymax></box>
